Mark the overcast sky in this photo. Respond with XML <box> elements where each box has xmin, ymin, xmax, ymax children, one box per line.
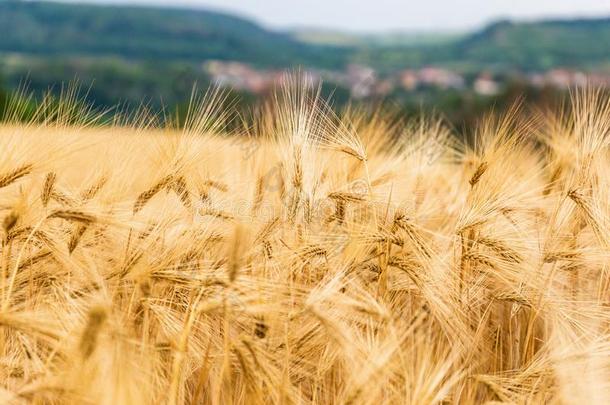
<box><xmin>57</xmin><ymin>0</ymin><xmax>610</xmax><ymax>32</ymax></box>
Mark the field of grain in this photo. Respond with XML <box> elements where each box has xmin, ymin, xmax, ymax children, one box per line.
<box><xmin>0</xmin><ymin>84</ymin><xmax>610</xmax><ymax>404</ymax></box>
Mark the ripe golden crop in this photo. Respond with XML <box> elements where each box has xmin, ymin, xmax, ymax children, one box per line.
<box><xmin>0</xmin><ymin>82</ymin><xmax>609</xmax><ymax>403</ymax></box>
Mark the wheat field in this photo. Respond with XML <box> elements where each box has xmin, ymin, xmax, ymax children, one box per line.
<box><xmin>0</xmin><ymin>82</ymin><xmax>610</xmax><ymax>404</ymax></box>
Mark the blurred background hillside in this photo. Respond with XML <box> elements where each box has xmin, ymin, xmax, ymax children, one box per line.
<box><xmin>1</xmin><ymin>0</ymin><xmax>610</xmax><ymax>128</ymax></box>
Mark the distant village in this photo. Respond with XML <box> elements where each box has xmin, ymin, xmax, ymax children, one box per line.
<box><xmin>204</xmin><ymin>60</ymin><xmax>610</xmax><ymax>98</ymax></box>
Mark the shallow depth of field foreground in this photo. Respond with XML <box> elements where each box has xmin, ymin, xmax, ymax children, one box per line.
<box><xmin>1</xmin><ymin>84</ymin><xmax>610</xmax><ymax>404</ymax></box>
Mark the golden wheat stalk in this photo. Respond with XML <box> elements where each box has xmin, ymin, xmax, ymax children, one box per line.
<box><xmin>0</xmin><ymin>84</ymin><xmax>606</xmax><ymax>404</ymax></box>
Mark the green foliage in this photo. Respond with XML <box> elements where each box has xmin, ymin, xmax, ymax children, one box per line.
<box><xmin>0</xmin><ymin>0</ymin><xmax>348</xmax><ymax>69</ymax></box>
<box><xmin>4</xmin><ymin>1</ymin><xmax>608</xmax><ymax>73</ymax></box>
<box><xmin>0</xmin><ymin>74</ymin><xmax>6</xmax><ymax>115</ymax></box>
<box><xmin>353</xmin><ymin>19</ymin><xmax>610</xmax><ymax>72</ymax></box>
<box><xmin>454</xmin><ymin>19</ymin><xmax>610</xmax><ymax>71</ymax></box>
<box><xmin>0</xmin><ymin>1</ymin><xmax>609</xmax><ymax>130</ymax></box>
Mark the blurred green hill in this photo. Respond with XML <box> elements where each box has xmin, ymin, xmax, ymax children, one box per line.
<box><xmin>456</xmin><ymin>18</ymin><xmax>610</xmax><ymax>70</ymax></box>
<box><xmin>0</xmin><ymin>0</ymin><xmax>609</xmax><ymax>128</ymax></box>
<box><xmin>1</xmin><ymin>1</ymin><xmax>609</xmax><ymax>71</ymax></box>
<box><xmin>362</xmin><ymin>18</ymin><xmax>610</xmax><ymax>72</ymax></box>
<box><xmin>0</xmin><ymin>0</ymin><xmax>348</xmax><ymax>69</ymax></box>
